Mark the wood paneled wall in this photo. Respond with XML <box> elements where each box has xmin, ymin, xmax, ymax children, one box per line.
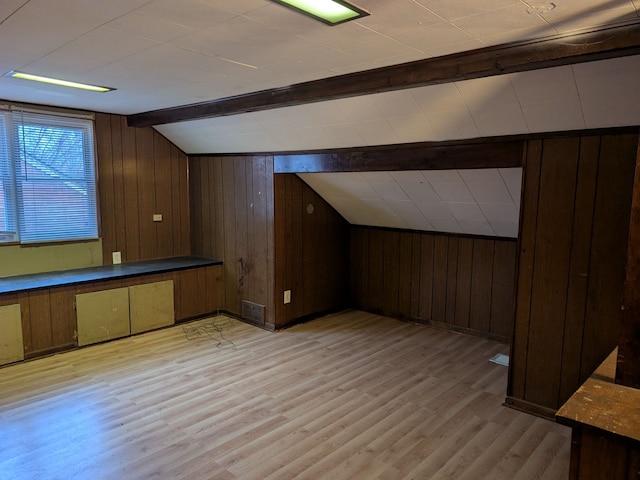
<box><xmin>508</xmin><ymin>132</ymin><xmax>639</xmax><ymax>414</ymax></box>
<box><xmin>95</xmin><ymin>113</ymin><xmax>190</xmax><ymax>264</ymax></box>
<box><xmin>350</xmin><ymin>227</ymin><xmax>517</xmax><ymax>341</ymax></box>
<box><xmin>0</xmin><ymin>265</ymin><xmax>223</xmax><ymax>359</ymax></box>
<box><xmin>274</xmin><ymin>174</ymin><xmax>350</xmax><ymax>329</ymax></box>
<box><xmin>189</xmin><ymin>156</ymin><xmax>275</xmax><ymax>329</ymax></box>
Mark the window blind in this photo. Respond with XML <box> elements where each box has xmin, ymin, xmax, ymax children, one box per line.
<box><xmin>0</xmin><ymin>112</ymin><xmax>18</xmax><ymax>242</ymax></box>
<box><xmin>11</xmin><ymin>111</ymin><xmax>98</xmax><ymax>243</ymax></box>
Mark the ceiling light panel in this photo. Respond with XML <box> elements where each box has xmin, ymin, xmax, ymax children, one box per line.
<box><xmin>4</xmin><ymin>71</ymin><xmax>115</xmax><ymax>92</ymax></box>
<box><xmin>270</xmin><ymin>0</ymin><xmax>369</xmax><ymax>25</ymax></box>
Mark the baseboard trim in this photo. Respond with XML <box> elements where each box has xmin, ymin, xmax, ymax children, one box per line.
<box><xmin>504</xmin><ymin>396</ymin><xmax>558</xmax><ymax>421</ymax></box>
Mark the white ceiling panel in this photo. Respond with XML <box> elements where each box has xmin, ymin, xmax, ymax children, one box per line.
<box><xmin>425</xmin><ymin>108</ymin><xmax>481</xmax><ymax>141</ymax></box>
<box><xmin>0</xmin><ymin>0</ymin><xmax>636</xmax><ymax>155</ymax></box>
<box><xmin>299</xmin><ymin>168</ymin><xmax>522</xmax><ymax>238</ymax></box>
<box><xmin>354</xmin><ymin>119</ymin><xmax>400</xmax><ymax>146</ymax></box>
<box><xmin>387</xmin><ymin>115</ymin><xmax>438</xmax><ymax>143</ymax></box>
<box><xmin>106</xmin><ymin>11</ymin><xmax>196</xmax><ymax>43</ymax></box>
<box><xmin>0</xmin><ymin>0</ymin><xmax>637</xmax><ymax>241</ymax></box>
<box><xmin>372</xmin><ymin>90</ymin><xmax>424</xmax><ymax>118</ymax></box>
<box><xmin>453</xmin><ymin>4</ymin><xmax>550</xmax><ymax>38</ymax></box>
<box><xmin>459</xmin><ymin>169</ymin><xmax>513</xmax><ymax>204</ymax></box>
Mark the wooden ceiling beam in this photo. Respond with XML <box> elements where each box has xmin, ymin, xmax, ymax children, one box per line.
<box><xmin>273</xmin><ymin>139</ymin><xmax>525</xmax><ymax>173</ymax></box>
<box><xmin>127</xmin><ymin>21</ymin><xmax>640</xmax><ymax>128</ymax></box>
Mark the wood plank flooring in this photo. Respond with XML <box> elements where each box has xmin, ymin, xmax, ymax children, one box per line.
<box><xmin>0</xmin><ymin>310</ymin><xmax>570</xmax><ymax>479</ymax></box>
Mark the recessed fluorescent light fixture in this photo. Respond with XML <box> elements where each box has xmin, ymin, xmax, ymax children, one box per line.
<box><xmin>4</xmin><ymin>71</ymin><xmax>115</xmax><ymax>93</ymax></box>
<box><xmin>270</xmin><ymin>0</ymin><xmax>369</xmax><ymax>25</ymax></box>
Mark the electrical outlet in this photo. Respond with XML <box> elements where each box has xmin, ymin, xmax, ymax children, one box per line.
<box><xmin>112</xmin><ymin>251</ymin><xmax>122</xmax><ymax>264</ymax></box>
<box><xmin>284</xmin><ymin>290</ymin><xmax>291</xmax><ymax>304</ymax></box>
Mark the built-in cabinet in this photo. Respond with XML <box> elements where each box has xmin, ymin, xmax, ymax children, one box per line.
<box><xmin>0</xmin><ymin>262</ymin><xmax>223</xmax><ymax>362</ymax></box>
<box><xmin>76</xmin><ymin>280</ymin><xmax>174</xmax><ymax>346</ymax></box>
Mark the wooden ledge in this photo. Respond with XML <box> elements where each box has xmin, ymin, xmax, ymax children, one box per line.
<box><xmin>556</xmin><ymin>348</ymin><xmax>640</xmax><ymax>442</ymax></box>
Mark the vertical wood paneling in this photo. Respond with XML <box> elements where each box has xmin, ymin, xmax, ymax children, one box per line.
<box><xmin>382</xmin><ymin>230</ymin><xmax>400</xmax><ymax>315</ymax></box>
<box><xmin>95</xmin><ymin>113</ymin><xmax>189</xmax><ymax>263</ymax></box>
<box><xmin>153</xmin><ymin>131</ymin><xmax>174</xmax><ymax>258</ymax></box>
<box><xmin>190</xmin><ymin>155</ymin><xmax>275</xmax><ymax>328</ymax></box>
<box><xmin>221</xmin><ymin>157</ymin><xmax>238</xmax><ymax>314</ymax></box>
<box><xmin>368</xmin><ymin>229</ymin><xmax>385</xmax><ymax>313</ymax></box>
<box><xmin>559</xmin><ymin>136</ymin><xmax>599</xmax><ymax>403</ymax></box>
<box><xmin>95</xmin><ymin>113</ymin><xmax>116</xmax><ymax>265</ymax></box>
<box><xmin>398</xmin><ymin>233</ymin><xmax>413</xmax><ymax>318</ymax></box>
<box><xmin>49</xmin><ymin>286</ymin><xmax>76</xmax><ymax>347</ymax></box>
<box><xmin>431</xmin><ymin>235</ymin><xmax>449</xmax><ymax>323</ymax></box>
<box><xmin>290</xmin><ymin>175</ymin><xmax>304</xmax><ymax>319</ymax></box>
<box><xmin>171</xmin><ymin>144</ymin><xmax>189</xmax><ymax>256</ymax></box>
<box><xmin>418</xmin><ymin>234</ymin><xmax>434</xmax><ymax>322</ymax></box>
<box><xmin>445</xmin><ymin>236</ymin><xmax>459</xmax><ymax>325</ymax></box>
<box><xmin>121</xmin><ymin>117</ymin><xmax>140</xmax><ymax>261</ymax></box>
<box><xmin>581</xmin><ymin>135</ymin><xmax>636</xmax><ymax>379</ymax></box>
<box><xmin>351</xmin><ymin>228</ymin><xmax>516</xmax><ymax>340</ymax></box>
<box><xmin>490</xmin><ymin>240</ymin><xmax>516</xmax><ymax>339</ymax></box>
<box><xmin>410</xmin><ymin>233</ymin><xmax>422</xmax><ymax>319</ymax></box>
<box><xmin>455</xmin><ymin>237</ymin><xmax>473</xmax><ymax>329</ymax></box>
<box><xmin>111</xmin><ymin>116</ymin><xmax>127</xmax><ymax>253</ymax></box>
<box><xmin>245</xmin><ymin>160</ymin><xmax>256</xmax><ymax>305</ymax></box>
<box><xmin>249</xmin><ymin>158</ymin><xmax>265</xmax><ymax>309</ymax></box>
<box><xmin>190</xmin><ymin>158</ymin><xmax>204</xmax><ymax>255</ymax></box>
<box><xmin>350</xmin><ymin>227</ymin><xmax>363</xmax><ymax>307</ymax></box>
<box><xmin>526</xmin><ymin>138</ymin><xmax>579</xmax><ymax>408</ymax></box>
<box><xmin>510</xmin><ymin>139</ymin><xmax>542</xmax><ymax>401</ymax></box>
<box><xmin>136</xmin><ymin>128</ymin><xmax>157</xmax><ymax>260</ymax></box>
<box><xmin>617</xmin><ymin>139</ymin><xmax>640</xmax><ymax>388</ymax></box>
<box><xmin>510</xmin><ymin>131</ymin><xmax>637</xmax><ymax>414</ymax></box>
<box><xmin>265</xmin><ymin>157</ymin><xmax>275</xmax><ymax>327</ymax></box>
<box><xmin>273</xmin><ymin>174</ymin><xmax>350</xmax><ymax>328</ymax></box>
<box><xmin>234</xmin><ymin>157</ymin><xmax>250</xmax><ymax>313</ymax></box>
<box><xmin>302</xmin><ymin>183</ymin><xmax>317</xmax><ymax>313</ymax></box>
<box><xmin>470</xmin><ymin>239</ymin><xmax>494</xmax><ymax>333</ymax></box>
<box><xmin>27</xmin><ymin>290</ymin><xmax>51</xmax><ymax>354</ymax></box>
<box><xmin>274</xmin><ymin>174</ymin><xmax>286</xmax><ymax>327</ymax></box>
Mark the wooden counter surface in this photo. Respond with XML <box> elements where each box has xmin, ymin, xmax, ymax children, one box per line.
<box><xmin>556</xmin><ymin>348</ymin><xmax>640</xmax><ymax>442</ymax></box>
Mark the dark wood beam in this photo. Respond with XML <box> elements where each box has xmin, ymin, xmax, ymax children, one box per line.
<box><xmin>273</xmin><ymin>139</ymin><xmax>524</xmax><ymax>173</ymax></box>
<box><xmin>128</xmin><ymin>21</ymin><xmax>640</xmax><ymax>128</ymax></box>
<box><xmin>616</xmin><ymin>139</ymin><xmax>640</xmax><ymax>389</ymax></box>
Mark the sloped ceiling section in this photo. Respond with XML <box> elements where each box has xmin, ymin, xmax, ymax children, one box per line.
<box><xmin>298</xmin><ymin>168</ymin><xmax>522</xmax><ymax>238</ymax></box>
<box><xmin>156</xmin><ymin>55</ymin><xmax>640</xmax><ymax>154</ymax></box>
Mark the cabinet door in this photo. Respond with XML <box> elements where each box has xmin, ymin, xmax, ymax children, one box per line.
<box><xmin>0</xmin><ymin>304</ymin><xmax>23</xmax><ymax>365</ymax></box>
<box><xmin>129</xmin><ymin>280</ymin><xmax>174</xmax><ymax>334</ymax></box>
<box><xmin>76</xmin><ymin>287</ymin><xmax>130</xmax><ymax>346</ymax></box>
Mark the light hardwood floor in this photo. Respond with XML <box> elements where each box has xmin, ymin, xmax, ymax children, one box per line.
<box><xmin>0</xmin><ymin>310</ymin><xmax>570</xmax><ymax>479</ymax></box>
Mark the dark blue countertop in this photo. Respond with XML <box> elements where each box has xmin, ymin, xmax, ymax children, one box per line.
<box><xmin>0</xmin><ymin>256</ymin><xmax>222</xmax><ymax>295</ymax></box>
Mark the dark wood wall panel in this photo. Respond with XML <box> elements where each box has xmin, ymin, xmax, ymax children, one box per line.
<box><xmin>350</xmin><ymin>227</ymin><xmax>517</xmax><ymax>341</ymax></box>
<box><xmin>274</xmin><ymin>174</ymin><xmax>350</xmax><ymax>329</ymax></box>
<box><xmin>508</xmin><ymin>132</ymin><xmax>638</xmax><ymax>414</ymax></box>
<box><xmin>95</xmin><ymin>113</ymin><xmax>190</xmax><ymax>264</ymax></box>
<box><xmin>526</xmin><ymin>138</ymin><xmax>580</xmax><ymax>409</ymax></box>
<box><xmin>190</xmin><ymin>156</ymin><xmax>275</xmax><ymax>328</ymax></box>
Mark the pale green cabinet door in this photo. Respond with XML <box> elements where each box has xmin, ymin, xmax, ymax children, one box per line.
<box><xmin>76</xmin><ymin>287</ymin><xmax>130</xmax><ymax>346</ymax></box>
<box><xmin>0</xmin><ymin>304</ymin><xmax>24</xmax><ymax>365</ymax></box>
<box><xmin>129</xmin><ymin>280</ymin><xmax>174</xmax><ymax>334</ymax></box>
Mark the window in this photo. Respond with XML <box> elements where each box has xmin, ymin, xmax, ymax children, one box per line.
<box><xmin>0</xmin><ymin>108</ymin><xmax>98</xmax><ymax>244</ymax></box>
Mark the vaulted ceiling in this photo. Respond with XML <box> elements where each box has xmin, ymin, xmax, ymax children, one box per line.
<box><xmin>1</xmin><ymin>0</ymin><xmax>639</xmax><ymax>237</ymax></box>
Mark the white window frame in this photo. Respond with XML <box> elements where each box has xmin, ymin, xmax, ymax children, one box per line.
<box><xmin>0</xmin><ymin>106</ymin><xmax>98</xmax><ymax>244</ymax></box>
